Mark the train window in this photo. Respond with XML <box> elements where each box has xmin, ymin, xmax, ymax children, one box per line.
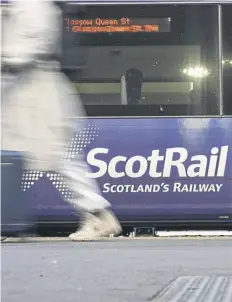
<box><xmin>61</xmin><ymin>4</ymin><xmax>220</xmax><ymax>117</ymax></box>
<box><xmin>222</xmin><ymin>5</ymin><xmax>232</xmax><ymax>115</ymax></box>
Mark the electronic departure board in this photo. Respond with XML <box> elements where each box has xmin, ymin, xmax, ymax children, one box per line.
<box><xmin>64</xmin><ymin>17</ymin><xmax>171</xmax><ymax>33</ymax></box>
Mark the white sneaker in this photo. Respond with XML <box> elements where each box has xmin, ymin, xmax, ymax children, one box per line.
<box><xmin>98</xmin><ymin>209</ymin><xmax>122</xmax><ymax>237</ymax></box>
<box><xmin>69</xmin><ymin>210</ymin><xmax>122</xmax><ymax>242</ymax></box>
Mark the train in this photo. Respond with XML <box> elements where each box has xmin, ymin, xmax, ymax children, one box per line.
<box><xmin>4</xmin><ymin>0</ymin><xmax>232</xmax><ymax>232</ymax></box>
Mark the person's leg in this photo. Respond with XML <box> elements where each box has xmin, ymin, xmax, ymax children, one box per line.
<box><xmin>59</xmin><ymin>158</ymin><xmax>122</xmax><ymax>241</ymax></box>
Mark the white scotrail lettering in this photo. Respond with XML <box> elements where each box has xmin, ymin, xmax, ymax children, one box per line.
<box><xmin>86</xmin><ymin>146</ymin><xmax>228</xmax><ymax>179</ymax></box>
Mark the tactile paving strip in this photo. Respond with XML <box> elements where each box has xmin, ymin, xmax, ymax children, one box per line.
<box><xmin>151</xmin><ymin>276</ymin><xmax>232</xmax><ymax>302</ymax></box>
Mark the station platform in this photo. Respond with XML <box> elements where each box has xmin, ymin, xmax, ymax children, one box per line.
<box><xmin>2</xmin><ymin>235</ymin><xmax>232</xmax><ymax>302</ymax></box>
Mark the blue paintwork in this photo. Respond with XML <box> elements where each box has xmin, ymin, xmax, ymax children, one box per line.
<box><xmin>22</xmin><ymin>117</ymin><xmax>232</xmax><ymax>223</ymax></box>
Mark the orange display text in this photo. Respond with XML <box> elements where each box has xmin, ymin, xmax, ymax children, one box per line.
<box><xmin>64</xmin><ymin>18</ymin><xmax>159</xmax><ymax>33</ymax></box>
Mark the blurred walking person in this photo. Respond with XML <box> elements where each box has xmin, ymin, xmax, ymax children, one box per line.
<box><xmin>1</xmin><ymin>0</ymin><xmax>122</xmax><ymax>241</ymax></box>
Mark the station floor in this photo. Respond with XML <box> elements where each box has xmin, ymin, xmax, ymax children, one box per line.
<box><xmin>1</xmin><ymin>236</ymin><xmax>232</xmax><ymax>302</ymax></box>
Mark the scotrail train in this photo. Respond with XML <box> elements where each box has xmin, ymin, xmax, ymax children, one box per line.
<box><xmin>8</xmin><ymin>0</ymin><xmax>232</xmax><ymax>229</ymax></box>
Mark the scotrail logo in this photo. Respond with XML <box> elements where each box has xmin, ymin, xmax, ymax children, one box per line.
<box><xmin>86</xmin><ymin>146</ymin><xmax>229</xmax><ymax>178</ymax></box>
<box><xmin>85</xmin><ymin>146</ymin><xmax>229</xmax><ymax>194</ymax></box>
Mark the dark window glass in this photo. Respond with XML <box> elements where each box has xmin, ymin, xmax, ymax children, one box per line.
<box><xmin>222</xmin><ymin>5</ymin><xmax>232</xmax><ymax>115</ymax></box>
<box><xmin>61</xmin><ymin>4</ymin><xmax>219</xmax><ymax>117</ymax></box>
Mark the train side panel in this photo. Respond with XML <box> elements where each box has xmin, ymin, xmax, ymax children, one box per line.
<box><xmin>23</xmin><ymin>117</ymin><xmax>232</xmax><ymax>225</ymax></box>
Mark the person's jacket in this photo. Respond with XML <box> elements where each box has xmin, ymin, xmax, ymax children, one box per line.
<box><xmin>1</xmin><ymin>0</ymin><xmax>85</xmax><ymax>171</ymax></box>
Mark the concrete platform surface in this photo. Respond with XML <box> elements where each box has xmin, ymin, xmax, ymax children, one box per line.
<box><xmin>1</xmin><ymin>238</ymin><xmax>232</xmax><ymax>302</ymax></box>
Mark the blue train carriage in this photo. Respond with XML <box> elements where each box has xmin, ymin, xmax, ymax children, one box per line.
<box><xmin>25</xmin><ymin>0</ymin><xmax>232</xmax><ymax>231</ymax></box>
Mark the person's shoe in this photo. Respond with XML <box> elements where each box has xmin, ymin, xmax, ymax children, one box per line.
<box><xmin>69</xmin><ymin>209</ymin><xmax>122</xmax><ymax>242</ymax></box>
<box><xmin>97</xmin><ymin>209</ymin><xmax>122</xmax><ymax>237</ymax></box>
